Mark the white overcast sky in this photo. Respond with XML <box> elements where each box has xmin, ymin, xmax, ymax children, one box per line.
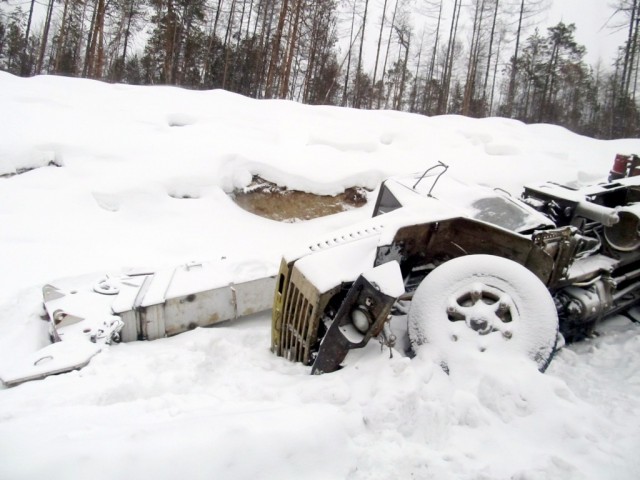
<box><xmin>547</xmin><ymin>0</ymin><xmax>627</xmax><ymax>66</ymax></box>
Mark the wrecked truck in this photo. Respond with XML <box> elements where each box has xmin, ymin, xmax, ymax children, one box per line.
<box><xmin>2</xmin><ymin>157</ymin><xmax>640</xmax><ymax>385</ymax></box>
<box><xmin>271</xmin><ymin>157</ymin><xmax>640</xmax><ymax>373</ymax></box>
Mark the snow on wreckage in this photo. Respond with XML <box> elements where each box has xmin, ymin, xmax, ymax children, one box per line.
<box><xmin>272</xmin><ymin>158</ymin><xmax>640</xmax><ymax>372</ymax></box>
<box><xmin>3</xmin><ymin>157</ymin><xmax>640</xmax><ymax>385</ymax></box>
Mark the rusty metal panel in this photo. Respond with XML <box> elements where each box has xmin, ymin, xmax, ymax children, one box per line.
<box><xmin>270</xmin><ymin>259</ymin><xmax>290</xmax><ymax>354</ymax></box>
<box><xmin>276</xmin><ymin>266</ymin><xmax>321</xmax><ymax>364</ymax></box>
<box><xmin>383</xmin><ymin>217</ymin><xmax>550</xmax><ymax>276</ymax></box>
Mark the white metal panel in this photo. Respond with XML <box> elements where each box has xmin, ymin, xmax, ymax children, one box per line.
<box><xmin>235</xmin><ymin>276</ymin><xmax>277</xmax><ymax>316</ymax></box>
<box><xmin>161</xmin><ymin>286</ymin><xmax>236</xmax><ymax>336</ymax></box>
<box><xmin>142</xmin><ymin>304</ymin><xmax>166</xmax><ymax>340</ymax></box>
<box><xmin>158</xmin><ymin>276</ymin><xmax>276</xmax><ymax>337</ymax></box>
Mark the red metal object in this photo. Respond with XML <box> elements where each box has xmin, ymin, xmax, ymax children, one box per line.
<box><xmin>610</xmin><ymin>154</ymin><xmax>631</xmax><ymax>181</ymax></box>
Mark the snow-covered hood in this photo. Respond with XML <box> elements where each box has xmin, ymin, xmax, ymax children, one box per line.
<box><xmin>289</xmin><ymin>172</ymin><xmax>553</xmax><ymax>293</ymax></box>
<box><xmin>381</xmin><ymin>173</ymin><xmax>554</xmax><ymax>233</ymax></box>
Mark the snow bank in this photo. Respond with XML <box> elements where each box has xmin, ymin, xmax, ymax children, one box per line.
<box><xmin>1</xmin><ymin>73</ymin><xmax>640</xmax><ymax>479</ymax></box>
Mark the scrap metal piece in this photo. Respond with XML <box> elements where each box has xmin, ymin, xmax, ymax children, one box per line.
<box><xmin>6</xmin><ymin>259</ymin><xmax>277</xmax><ymax>387</ymax></box>
<box><xmin>0</xmin><ymin>341</ymin><xmax>102</xmax><ymax>387</ymax></box>
<box><xmin>311</xmin><ymin>273</ymin><xmax>397</xmax><ymax>375</ymax></box>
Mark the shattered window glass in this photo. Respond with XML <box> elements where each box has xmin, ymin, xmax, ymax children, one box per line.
<box><xmin>374</xmin><ymin>186</ymin><xmax>403</xmax><ymax>216</ymax></box>
<box><xmin>470</xmin><ymin>197</ymin><xmax>533</xmax><ymax>231</ymax></box>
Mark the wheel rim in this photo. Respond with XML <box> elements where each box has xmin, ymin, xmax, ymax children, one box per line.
<box><xmin>408</xmin><ymin>255</ymin><xmax>559</xmax><ymax>371</ymax></box>
<box><xmin>446</xmin><ymin>282</ymin><xmax>516</xmax><ymax>341</ymax></box>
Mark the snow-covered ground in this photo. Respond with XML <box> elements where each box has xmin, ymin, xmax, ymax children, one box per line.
<box><xmin>1</xmin><ymin>71</ymin><xmax>640</xmax><ymax>479</ymax></box>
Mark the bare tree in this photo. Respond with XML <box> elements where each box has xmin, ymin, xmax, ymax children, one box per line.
<box><xmin>504</xmin><ymin>0</ymin><xmax>524</xmax><ymax>116</ymax></box>
<box><xmin>21</xmin><ymin>0</ymin><xmax>37</xmax><ymax>74</ymax></box>
<box><xmin>462</xmin><ymin>0</ymin><xmax>488</xmax><ymax>116</ymax></box>
<box><xmin>378</xmin><ymin>0</ymin><xmax>399</xmax><ymax>108</ymax></box>
<box><xmin>342</xmin><ymin>0</ymin><xmax>358</xmax><ymax>106</ymax></box>
<box><xmin>482</xmin><ymin>0</ymin><xmax>499</xmax><ymax>103</ymax></box>
<box><xmin>353</xmin><ymin>0</ymin><xmax>369</xmax><ymax>108</ymax></box>
<box><xmin>279</xmin><ymin>0</ymin><xmax>303</xmax><ymax>97</ymax></box>
<box><xmin>265</xmin><ymin>0</ymin><xmax>290</xmax><ymax>97</ymax></box>
<box><xmin>504</xmin><ymin>0</ymin><xmax>547</xmax><ymax>115</ymax></box>
<box><xmin>619</xmin><ymin>0</ymin><xmax>639</xmax><ymax>98</ymax></box>
<box><xmin>36</xmin><ymin>0</ymin><xmax>55</xmax><ymax>73</ymax></box>
<box><xmin>392</xmin><ymin>20</ymin><xmax>411</xmax><ymax>110</ymax></box>
<box><xmin>422</xmin><ymin>1</ymin><xmax>442</xmax><ymax>115</ymax></box>
<box><xmin>437</xmin><ymin>0</ymin><xmax>461</xmax><ymax>114</ymax></box>
<box><xmin>370</xmin><ymin>0</ymin><xmax>389</xmax><ymax>108</ymax></box>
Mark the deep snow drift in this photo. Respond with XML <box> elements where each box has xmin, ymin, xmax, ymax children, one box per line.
<box><xmin>1</xmin><ymin>72</ymin><xmax>640</xmax><ymax>479</ymax></box>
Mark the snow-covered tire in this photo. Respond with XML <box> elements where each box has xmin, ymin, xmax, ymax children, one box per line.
<box><xmin>408</xmin><ymin>255</ymin><xmax>558</xmax><ymax>372</ymax></box>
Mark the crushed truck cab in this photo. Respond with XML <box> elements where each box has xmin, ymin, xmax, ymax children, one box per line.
<box><xmin>272</xmin><ymin>161</ymin><xmax>640</xmax><ymax>373</ymax></box>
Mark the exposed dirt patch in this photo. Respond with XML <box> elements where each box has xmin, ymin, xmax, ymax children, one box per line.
<box><xmin>232</xmin><ymin>176</ymin><xmax>369</xmax><ymax>222</ymax></box>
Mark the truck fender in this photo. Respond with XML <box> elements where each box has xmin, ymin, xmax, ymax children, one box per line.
<box><xmin>311</xmin><ymin>261</ymin><xmax>403</xmax><ymax>374</ymax></box>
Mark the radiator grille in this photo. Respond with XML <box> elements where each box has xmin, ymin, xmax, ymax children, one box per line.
<box><xmin>275</xmin><ymin>266</ymin><xmax>321</xmax><ymax>365</ymax></box>
<box><xmin>283</xmin><ymin>283</ymin><xmax>312</xmax><ymax>362</ymax></box>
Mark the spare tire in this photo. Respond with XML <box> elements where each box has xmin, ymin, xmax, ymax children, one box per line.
<box><xmin>408</xmin><ymin>255</ymin><xmax>558</xmax><ymax>372</ymax></box>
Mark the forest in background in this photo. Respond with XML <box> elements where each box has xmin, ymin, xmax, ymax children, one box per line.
<box><xmin>0</xmin><ymin>0</ymin><xmax>638</xmax><ymax>139</ymax></box>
